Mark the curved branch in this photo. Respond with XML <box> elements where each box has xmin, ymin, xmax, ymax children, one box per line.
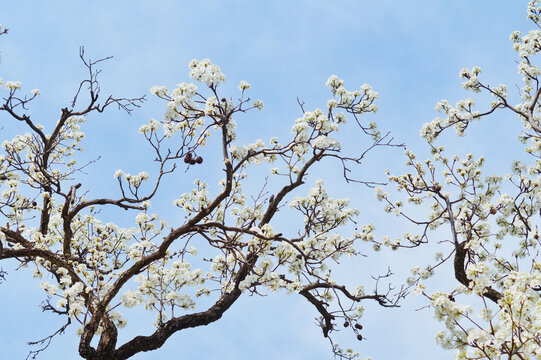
<box><xmin>114</xmin><ymin>288</ymin><xmax>242</xmax><ymax>360</ymax></box>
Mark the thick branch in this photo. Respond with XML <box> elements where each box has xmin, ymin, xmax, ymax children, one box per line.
<box><xmin>114</xmin><ymin>288</ymin><xmax>242</xmax><ymax>360</ymax></box>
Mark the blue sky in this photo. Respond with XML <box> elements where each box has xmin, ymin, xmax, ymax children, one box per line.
<box><xmin>0</xmin><ymin>1</ymin><xmax>534</xmax><ymax>359</ymax></box>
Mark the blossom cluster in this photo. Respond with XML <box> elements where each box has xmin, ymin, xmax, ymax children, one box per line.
<box><xmin>189</xmin><ymin>58</ymin><xmax>225</xmax><ymax>87</ymax></box>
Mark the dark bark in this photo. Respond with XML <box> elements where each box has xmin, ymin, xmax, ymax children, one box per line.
<box><xmin>454</xmin><ymin>241</ymin><xmax>502</xmax><ymax>303</ymax></box>
<box><xmin>114</xmin><ymin>288</ymin><xmax>241</xmax><ymax>360</ymax></box>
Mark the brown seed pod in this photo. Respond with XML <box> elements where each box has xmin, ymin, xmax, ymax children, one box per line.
<box><xmin>189</xmin><ymin>159</ymin><xmax>197</xmax><ymax>165</ymax></box>
<box><xmin>356</xmin><ymin>334</ymin><xmax>363</xmax><ymax>341</ymax></box>
<box><xmin>344</xmin><ymin>321</ymin><xmax>349</xmax><ymax>328</ymax></box>
<box><xmin>32</xmin><ymin>201</ymin><xmax>37</xmax><ymax>207</ymax></box>
<box><xmin>196</xmin><ymin>156</ymin><xmax>203</xmax><ymax>164</ymax></box>
<box><xmin>489</xmin><ymin>207</ymin><xmax>497</xmax><ymax>215</ymax></box>
<box><xmin>184</xmin><ymin>154</ymin><xmax>192</xmax><ymax>163</ymax></box>
<box><xmin>0</xmin><ymin>175</ymin><xmax>7</xmax><ymax>180</ymax></box>
<box><xmin>355</xmin><ymin>323</ymin><xmax>363</xmax><ymax>330</ymax></box>
<box><xmin>221</xmin><ymin>98</ymin><xmax>226</xmax><ymax>102</ymax></box>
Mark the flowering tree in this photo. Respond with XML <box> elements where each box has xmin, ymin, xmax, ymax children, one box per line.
<box><xmin>0</xmin><ymin>24</ymin><xmax>406</xmax><ymax>359</ymax></box>
<box><xmin>373</xmin><ymin>1</ymin><xmax>541</xmax><ymax>359</ymax></box>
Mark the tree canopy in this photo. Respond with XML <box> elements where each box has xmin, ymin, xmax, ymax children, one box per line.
<box><xmin>3</xmin><ymin>1</ymin><xmax>541</xmax><ymax>360</ymax></box>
